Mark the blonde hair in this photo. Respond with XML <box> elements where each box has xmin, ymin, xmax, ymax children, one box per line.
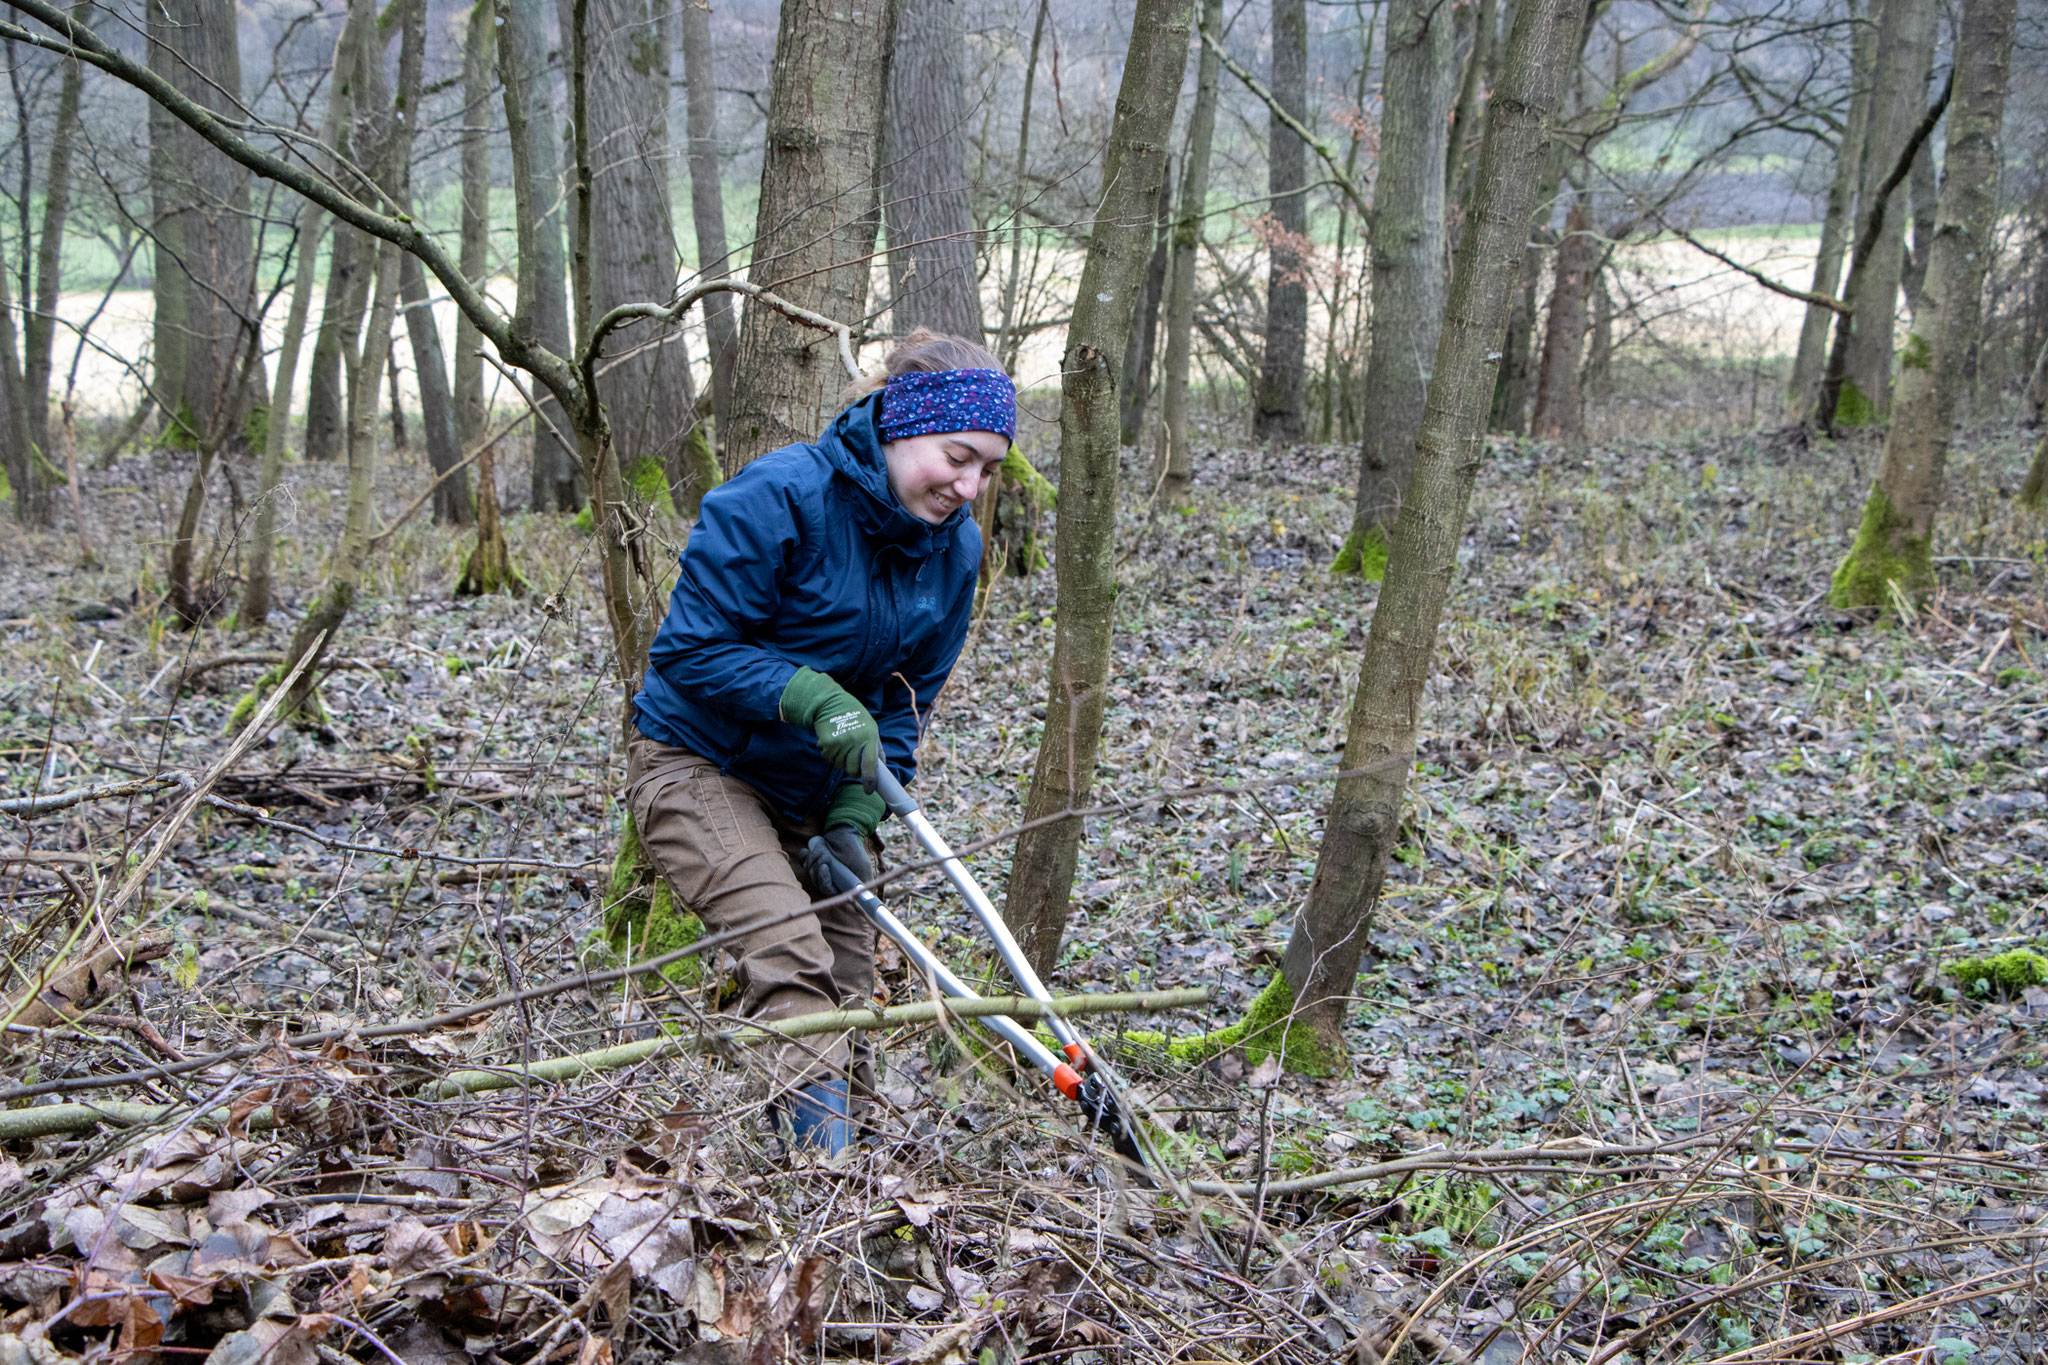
<box><xmin>840</xmin><ymin>327</ymin><xmax>1006</xmax><ymax>408</ymax></box>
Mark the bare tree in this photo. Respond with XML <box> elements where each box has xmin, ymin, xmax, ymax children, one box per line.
<box><xmin>499</xmin><ymin>0</ymin><xmax>580</xmax><ymax>509</ymax></box>
<box><xmin>1835</xmin><ymin>0</ymin><xmax>1938</xmax><ymax>426</ymax></box>
<box><xmin>583</xmin><ymin>0</ymin><xmax>707</xmax><ymax>515</ymax></box>
<box><xmin>453</xmin><ymin>0</ymin><xmax>493</xmax><ymax>451</ymax></box>
<box><xmin>277</xmin><ymin>0</ymin><xmax>415</xmax><ymax>718</ymax></box>
<box><xmin>993</xmin><ymin>0</ymin><xmax>1049</xmax><ymax>373</ymax></box>
<box><xmin>1529</xmin><ymin>188</ymin><xmax>1594</xmax><ymax>439</ymax></box>
<box><xmin>1158</xmin><ymin>0</ymin><xmax>1223</xmax><ymax>498</ymax></box>
<box><xmin>242</xmin><ymin>8</ymin><xmax>359</xmax><ymax>629</ymax></box>
<box><xmin>1252</xmin><ymin>0</ymin><xmax>1307</xmax><ymax>443</ymax></box>
<box><xmin>1004</xmin><ymin>0</ymin><xmax>1193</xmax><ymax>979</ymax></box>
<box><xmin>148</xmin><ymin>0</ymin><xmax>257</xmax><ymax>454</ymax></box>
<box><xmin>398</xmin><ymin>254</ymin><xmax>472</xmax><ymax>524</ymax></box>
<box><xmin>1785</xmin><ymin>2</ymin><xmax>1875</xmax><ymax>422</ymax></box>
<box><xmin>21</xmin><ymin>0</ymin><xmax>86</xmax><ymax>484</ymax></box>
<box><xmin>1271</xmin><ymin>0</ymin><xmax>1587</xmax><ymax>1057</ymax></box>
<box><xmin>305</xmin><ymin>217</ymin><xmax>365</xmax><ymax>461</ymax></box>
<box><xmin>1119</xmin><ymin>171</ymin><xmax>1172</xmax><ymax>447</ymax></box>
<box><xmin>724</xmin><ymin>0</ymin><xmax>898</xmax><ymax>469</ymax></box>
<box><xmin>679</xmin><ymin>0</ymin><xmax>737</xmax><ymax>442</ymax></box>
<box><xmin>1336</xmin><ymin>0</ymin><xmax>1455</xmax><ymax>573</ymax></box>
<box><xmin>885</xmin><ymin>0</ymin><xmax>981</xmax><ymax>340</ymax></box>
<box><xmin>1832</xmin><ymin>0</ymin><xmax>2014</xmax><ymax>605</ymax></box>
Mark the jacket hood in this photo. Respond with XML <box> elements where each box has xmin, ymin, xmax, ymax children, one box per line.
<box><xmin>820</xmin><ymin>394</ymin><xmax>968</xmax><ymax>554</ymax></box>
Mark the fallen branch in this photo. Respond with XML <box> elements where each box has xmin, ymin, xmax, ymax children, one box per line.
<box><xmin>0</xmin><ymin>773</ymin><xmax>177</xmax><ymax>815</ymax></box>
<box><xmin>1181</xmin><ymin>1131</ymin><xmax>1743</xmax><ymax>1197</ymax></box>
<box><xmin>0</xmin><ymin>989</ymin><xmax>1210</xmax><ymax>1135</ymax></box>
<box><xmin>429</xmin><ymin>988</ymin><xmax>1209</xmax><ymax>1098</ymax></box>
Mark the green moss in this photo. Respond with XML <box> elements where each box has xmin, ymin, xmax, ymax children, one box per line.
<box><xmin>604</xmin><ymin>815</ymin><xmax>703</xmax><ymax>988</ymax></box>
<box><xmin>0</xmin><ymin>465</ymin><xmax>11</xmax><ymax>502</ymax></box>
<box><xmin>1331</xmin><ymin>523</ymin><xmax>1388</xmax><ymax>581</ymax></box>
<box><xmin>1002</xmin><ymin>447</ymin><xmax>1054</xmax><ymax>509</ymax></box>
<box><xmin>1833</xmin><ymin>378</ymin><xmax>1878</xmax><ymax>429</ymax></box>
<box><xmin>244</xmin><ymin>402</ymin><xmax>270</xmax><ymax>452</ymax></box>
<box><xmin>1162</xmin><ymin>974</ymin><xmax>1341</xmax><ymax>1078</ymax></box>
<box><xmin>1829</xmin><ymin>487</ymin><xmax>1930</xmax><ymax>608</ymax></box>
<box><xmin>626</xmin><ymin>455</ymin><xmax>669</xmax><ymax>507</ymax></box>
<box><xmin>1899</xmin><ymin>332</ymin><xmax>1931</xmax><ymax>372</ymax></box>
<box><xmin>1946</xmin><ymin>949</ymin><xmax>2048</xmax><ymax>995</ymax></box>
<box><xmin>571</xmin><ymin>505</ymin><xmax>595</xmax><ymax>535</ymax></box>
<box><xmin>226</xmin><ymin>664</ymin><xmax>283</xmax><ymax>732</ymax></box>
<box><xmin>162</xmin><ymin>402</ymin><xmax>201</xmax><ymax>452</ymax></box>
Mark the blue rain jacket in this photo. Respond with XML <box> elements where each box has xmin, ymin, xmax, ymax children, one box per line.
<box><xmin>632</xmin><ymin>392</ymin><xmax>981</xmax><ymax>820</ymax></box>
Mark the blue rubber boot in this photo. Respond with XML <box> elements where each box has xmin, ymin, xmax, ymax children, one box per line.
<box><xmin>785</xmin><ymin>1081</ymin><xmax>851</xmax><ymax>1154</ymax></box>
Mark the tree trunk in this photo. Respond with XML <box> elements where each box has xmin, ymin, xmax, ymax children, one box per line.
<box><xmin>0</xmin><ymin>229</ymin><xmax>40</xmax><ymax>524</ymax></box>
<box><xmin>146</xmin><ymin>0</ymin><xmax>257</xmax><ymax>453</ymax></box>
<box><xmin>1901</xmin><ymin>122</ymin><xmax>1937</xmax><ymax>319</ymax></box>
<box><xmin>1446</xmin><ymin>0</ymin><xmax>1496</xmax><ymax>208</ymax></box>
<box><xmin>1119</xmin><ymin>170</ymin><xmax>1173</xmax><ymax>449</ymax></box>
<box><xmin>1831</xmin><ymin>0</ymin><xmax>2013</xmax><ymax>606</ymax></box>
<box><xmin>243</xmin><ymin>3</ymin><xmax>360</xmax><ymax>628</ymax></box>
<box><xmin>278</xmin><ymin>0</ymin><xmax>418</xmax><ymax>720</ymax></box>
<box><xmin>1004</xmin><ymin>0</ymin><xmax>1192</xmax><ymax>980</ymax></box>
<box><xmin>458</xmin><ymin>440</ymin><xmax>525</xmax><ymax>594</ymax></box>
<box><xmin>1338</xmin><ymin>0</ymin><xmax>1455</xmax><ymax>573</ymax></box>
<box><xmin>1785</xmin><ymin>0</ymin><xmax>1874</xmax><ymax>422</ymax></box>
<box><xmin>1489</xmin><ymin>245</ymin><xmax>1540</xmax><ymax>432</ymax></box>
<box><xmin>584</xmin><ymin>0</ymin><xmax>697</xmax><ymax>516</ymax></box>
<box><xmin>454</xmin><ymin>0</ymin><xmax>493</xmax><ymax>451</ymax></box>
<box><xmin>1837</xmin><ymin>0</ymin><xmax>1939</xmax><ymax>427</ymax></box>
<box><xmin>2021</xmin><ymin>433</ymin><xmax>2048</xmax><ymax>510</ymax></box>
<box><xmin>306</xmin><ymin>222</ymin><xmax>366</xmax><ymax>461</ymax></box>
<box><xmin>23</xmin><ymin>0</ymin><xmax>86</xmax><ymax>476</ymax></box>
<box><xmin>885</xmin><ymin>0</ymin><xmax>982</xmax><ymax>340</ymax></box>
<box><xmin>1276</xmin><ymin>0</ymin><xmax>1587</xmax><ymax>1054</ymax></box>
<box><xmin>1252</xmin><ymin>0</ymin><xmax>1307</xmax><ymax>443</ymax></box>
<box><xmin>1529</xmin><ymin>192</ymin><xmax>1594</xmax><ymax>441</ymax></box>
<box><xmin>1159</xmin><ymin>0</ymin><xmax>1224</xmax><ymax>496</ymax></box>
<box><xmin>724</xmin><ymin>0</ymin><xmax>899</xmax><ymax>469</ymax></box>
<box><xmin>679</xmin><ymin>0</ymin><xmax>738</xmax><ymax>443</ymax></box>
<box><xmin>499</xmin><ymin>0</ymin><xmax>581</xmax><ymax>510</ymax></box>
<box><xmin>400</xmin><ymin>253</ymin><xmax>473</xmax><ymax>524</ymax></box>
<box><xmin>994</xmin><ymin>0</ymin><xmax>1050</xmax><ymax>373</ymax></box>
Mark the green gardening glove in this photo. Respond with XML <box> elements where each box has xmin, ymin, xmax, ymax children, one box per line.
<box><xmin>780</xmin><ymin>667</ymin><xmax>882</xmax><ymax>791</ymax></box>
<box><xmin>821</xmin><ymin>785</ymin><xmax>886</xmax><ymax>883</ymax></box>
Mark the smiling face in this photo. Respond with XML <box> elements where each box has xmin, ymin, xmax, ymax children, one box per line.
<box><xmin>882</xmin><ymin>429</ymin><xmax>1011</xmax><ymax>524</ymax></box>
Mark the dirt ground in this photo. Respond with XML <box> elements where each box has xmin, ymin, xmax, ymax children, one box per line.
<box><xmin>0</xmin><ymin>413</ymin><xmax>2043</xmax><ymax>1363</ymax></box>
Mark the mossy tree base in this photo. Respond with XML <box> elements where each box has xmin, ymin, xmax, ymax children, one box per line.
<box><xmin>456</xmin><ymin>443</ymin><xmax>527</xmax><ymax>597</ymax></box>
<box><xmin>1138</xmin><ymin>973</ymin><xmax>1341</xmax><ymax>1078</ymax></box>
<box><xmin>1832</xmin><ymin>377</ymin><xmax>1879</xmax><ymax>429</ymax></box>
<box><xmin>1829</xmin><ymin>487</ymin><xmax>1929</xmax><ymax>609</ymax></box>
<box><xmin>1331</xmin><ymin>523</ymin><xmax>1389</xmax><ymax>581</ymax></box>
<box><xmin>227</xmin><ymin>663</ymin><xmax>331</xmax><ymax>733</ymax></box>
<box><xmin>605</xmin><ymin>814</ymin><xmax>703</xmax><ymax>988</ymax></box>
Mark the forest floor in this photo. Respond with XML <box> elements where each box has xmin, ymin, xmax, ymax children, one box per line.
<box><xmin>0</xmin><ymin>415</ymin><xmax>2044</xmax><ymax>1364</ymax></box>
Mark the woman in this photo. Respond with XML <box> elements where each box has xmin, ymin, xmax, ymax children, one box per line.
<box><xmin>626</xmin><ymin>330</ymin><xmax>1014</xmax><ymax>1153</ymax></box>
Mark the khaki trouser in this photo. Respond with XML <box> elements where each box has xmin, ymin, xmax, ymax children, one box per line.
<box><xmin>624</xmin><ymin>734</ymin><xmax>876</xmax><ymax>1093</ymax></box>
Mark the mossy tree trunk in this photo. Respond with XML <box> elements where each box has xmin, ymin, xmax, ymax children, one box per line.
<box><xmin>1276</xmin><ymin>0</ymin><xmax>1587</xmax><ymax>1057</ymax></box>
<box><xmin>1251</xmin><ymin>0</ymin><xmax>1307</xmax><ymax>444</ymax></box>
<box><xmin>1119</xmin><ymin>174</ymin><xmax>1173</xmax><ymax>450</ymax></box>
<box><xmin>724</xmin><ymin>0</ymin><xmax>899</xmax><ymax>469</ymax></box>
<box><xmin>1337</xmin><ymin>0</ymin><xmax>1455</xmax><ymax>574</ymax></box>
<box><xmin>1832</xmin><ymin>0</ymin><xmax>2015</xmax><ymax>607</ymax></box>
<box><xmin>1004</xmin><ymin>0</ymin><xmax>1193</xmax><ymax>980</ymax></box>
<box><xmin>457</xmin><ymin>441</ymin><xmax>524</xmax><ymax>596</ymax></box>
<box><xmin>1835</xmin><ymin>0</ymin><xmax>1939</xmax><ymax>428</ymax></box>
<box><xmin>1158</xmin><ymin>0</ymin><xmax>1223</xmax><ymax>498</ymax></box>
<box><xmin>0</xmin><ymin>230</ymin><xmax>42</xmax><ymax>525</ymax></box>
